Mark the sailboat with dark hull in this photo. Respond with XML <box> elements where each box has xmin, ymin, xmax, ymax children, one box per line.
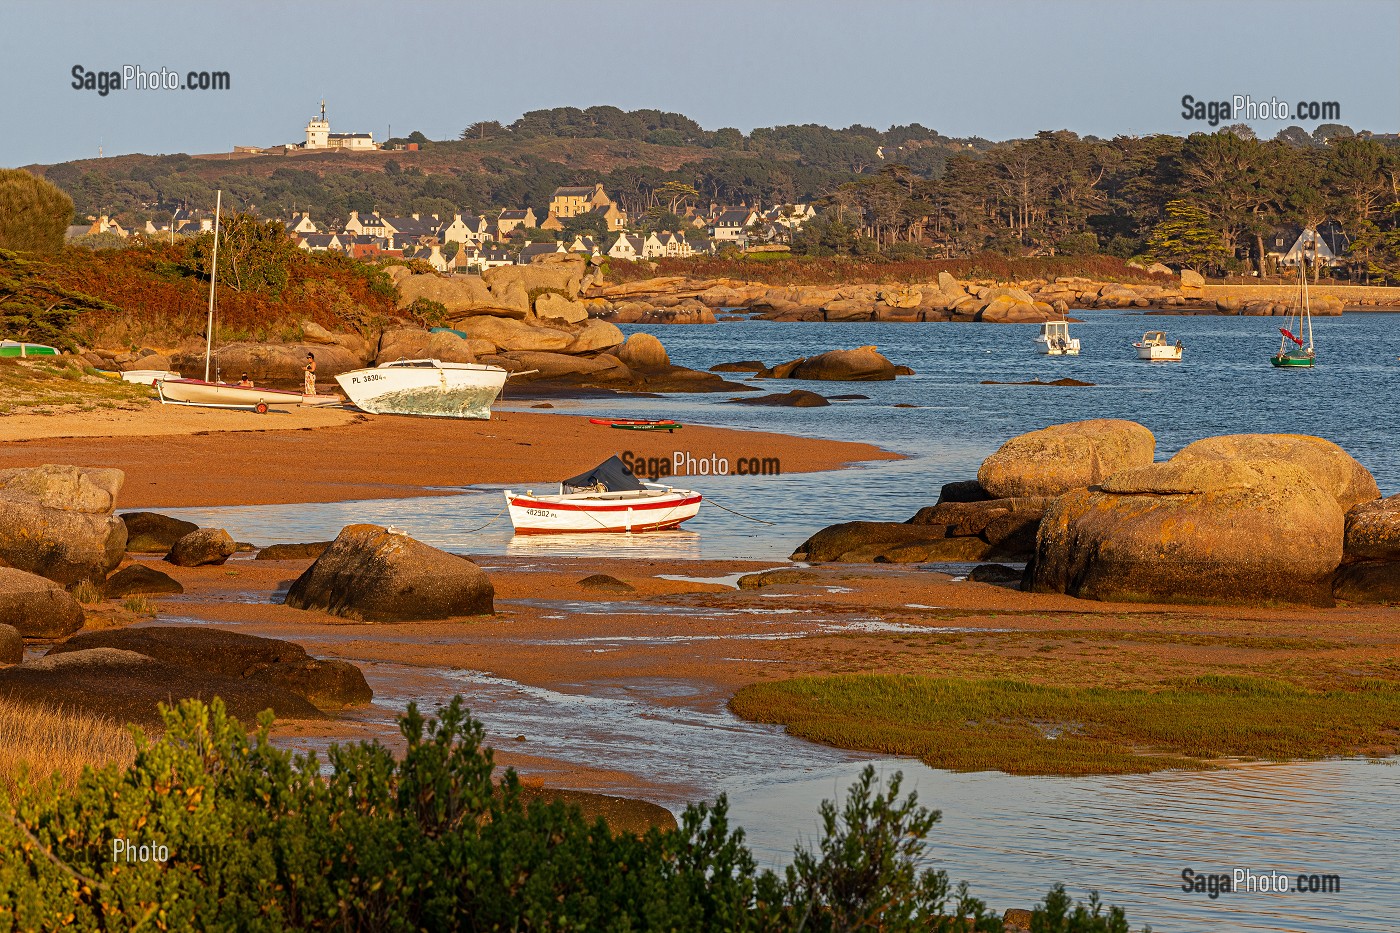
<box><xmin>1271</xmin><ymin>247</ymin><xmax>1317</xmax><ymax>369</ymax></box>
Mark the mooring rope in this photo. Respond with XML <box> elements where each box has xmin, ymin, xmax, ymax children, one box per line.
<box><xmin>703</xmin><ymin>497</ymin><xmax>778</xmax><ymax>525</ymax></box>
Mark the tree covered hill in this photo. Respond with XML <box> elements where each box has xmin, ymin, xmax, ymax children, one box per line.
<box><xmin>24</xmin><ymin>106</ymin><xmax>1400</xmax><ymax>278</ymax></box>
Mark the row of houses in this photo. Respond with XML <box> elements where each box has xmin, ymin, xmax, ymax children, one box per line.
<box><xmin>381</xmin><ymin>230</ymin><xmax>709</xmax><ymax>274</ymax></box>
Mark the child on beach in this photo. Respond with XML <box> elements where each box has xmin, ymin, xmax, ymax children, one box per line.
<box><xmin>304</xmin><ymin>353</ymin><xmax>316</xmax><ymax>396</ymax></box>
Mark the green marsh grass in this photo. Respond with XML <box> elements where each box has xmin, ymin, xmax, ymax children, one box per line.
<box><xmin>730</xmin><ymin>674</ymin><xmax>1400</xmax><ymax>775</ymax></box>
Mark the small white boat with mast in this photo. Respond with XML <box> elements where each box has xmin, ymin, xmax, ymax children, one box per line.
<box><xmin>156</xmin><ymin>190</ymin><xmax>318</xmax><ymax>413</ymax></box>
<box><xmin>1034</xmin><ymin>319</ymin><xmax>1080</xmax><ymax>356</ymax></box>
<box><xmin>1134</xmin><ymin>331</ymin><xmax>1183</xmax><ymax>362</ymax></box>
<box><xmin>1271</xmin><ymin>245</ymin><xmax>1317</xmax><ymax>369</ymax></box>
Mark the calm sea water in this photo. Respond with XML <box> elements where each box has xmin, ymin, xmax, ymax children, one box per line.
<box><xmin>157</xmin><ymin>311</ymin><xmax>1400</xmax><ymax>931</ymax></box>
<box><xmin>167</xmin><ymin>310</ymin><xmax>1400</xmax><ymax>561</ymax></box>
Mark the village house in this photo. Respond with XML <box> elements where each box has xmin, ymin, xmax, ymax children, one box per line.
<box><xmin>297</xmin><ymin>233</ymin><xmax>344</xmax><ymax>253</ymax></box>
<box><xmin>343</xmin><ymin>211</ymin><xmax>390</xmax><ymax>239</ymax></box>
<box><xmin>453</xmin><ymin>244</ymin><xmax>514</xmax><ymax>273</ymax></box>
<box><xmin>606</xmin><ymin>232</ymin><xmax>646</xmax><ymax>261</ymax></box>
<box><xmin>407</xmin><ymin>244</ymin><xmax>449</xmax><ymax>272</ymax></box>
<box><xmin>436</xmin><ymin>213</ymin><xmax>491</xmax><ymax>245</ymax></box>
<box><xmin>549</xmin><ymin>183</ymin><xmax>612</xmax><ymax>219</ymax></box>
<box><xmin>709</xmin><ymin>207</ymin><xmax>759</xmax><ymax>246</ymax></box>
<box><xmin>495</xmin><ymin>208</ymin><xmax>537</xmax><ymax>238</ymax></box>
<box><xmin>1268</xmin><ymin>222</ymin><xmax>1350</xmax><ymax>269</ymax></box>
<box><xmin>589</xmin><ymin>201</ymin><xmax>628</xmax><ymax>231</ymax></box>
<box><xmin>568</xmin><ymin>235</ymin><xmax>601</xmax><ymax>256</ymax></box>
<box><xmin>518</xmin><ymin>241</ymin><xmax>567</xmax><ymax>264</ymax></box>
<box><xmin>538</xmin><ymin>212</ymin><xmax>566</xmax><ymax>232</ymax></box>
<box><xmin>764</xmin><ymin>203</ymin><xmax>816</xmax><ymax>229</ymax></box>
<box><xmin>283</xmin><ymin>212</ymin><xmax>318</xmax><ymax>235</ymax></box>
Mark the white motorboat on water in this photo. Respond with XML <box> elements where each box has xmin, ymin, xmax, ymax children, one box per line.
<box><xmin>1134</xmin><ymin>331</ymin><xmax>1183</xmax><ymax>362</ymax></box>
<box><xmin>1034</xmin><ymin>320</ymin><xmax>1080</xmax><ymax>356</ymax></box>
<box><xmin>505</xmin><ymin>456</ymin><xmax>703</xmax><ymax>534</ymax></box>
<box><xmin>335</xmin><ymin>358</ymin><xmax>509</xmax><ymax>419</ymax></box>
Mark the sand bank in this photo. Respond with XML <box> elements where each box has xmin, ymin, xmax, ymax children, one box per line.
<box><xmin>0</xmin><ymin>408</ymin><xmax>900</xmax><ymax>508</ymax></box>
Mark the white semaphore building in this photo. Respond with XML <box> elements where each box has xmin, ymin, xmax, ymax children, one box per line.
<box><xmin>301</xmin><ymin>101</ymin><xmax>377</xmax><ymax>151</ymax></box>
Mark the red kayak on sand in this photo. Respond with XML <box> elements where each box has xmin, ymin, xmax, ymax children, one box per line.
<box><xmin>589</xmin><ymin>418</ymin><xmax>677</xmax><ymax>426</ymax></box>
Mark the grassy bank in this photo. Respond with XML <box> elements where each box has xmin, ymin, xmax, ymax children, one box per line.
<box><xmin>608</xmin><ymin>253</ymin><xmax>1174</xmax><ymax>287</ymax></box>
<box><xmin>0</xmin><ymin>699</ymin><xmax>136</xmax><ymax>798</ymax></box>
<box><xmin>730</xmin><ymin>674</ymin><xmax>1400</xmax><ymax>775</ymax></box>
<box><xmin>0</xmin><ymin>357</ymin><xmax>152</xmax><ymax>414</ymax></box>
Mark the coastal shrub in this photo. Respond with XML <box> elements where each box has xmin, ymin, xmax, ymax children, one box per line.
<box><xmin>0</xmin><ymin>698</ymin><xmax>1135</xmax><ymax>931</ymax></box>
<box><xmin>0</xmin><ymin>169</ymin><xmax>73</xmax><ymax>254</ymax></box>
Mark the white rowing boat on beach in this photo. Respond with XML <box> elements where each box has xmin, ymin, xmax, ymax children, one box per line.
<box><xmin>505</xmin><ymin>456</ymin><xmax>703</xmax><ymax>533</ymax></box>
<box><xmin>157</xmin><ymin>377</ymin><xmax>312</xmax><ymax>413</ymax></box>
<box><xmin>335</xmin><ymin>359</ymin><xmax>509</xmax><ymax>419</ymax></box>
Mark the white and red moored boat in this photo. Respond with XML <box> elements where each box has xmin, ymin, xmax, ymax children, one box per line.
<box><xmin>505</xmin><ymin>456</ymin><xmax>702</xmax><ymax>534</ymax></box>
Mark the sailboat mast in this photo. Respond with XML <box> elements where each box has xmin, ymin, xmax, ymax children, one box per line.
<box><xmin>204</xmin><ymin>190</ymin><xmax>222</xmax><ymax>382</ymax></box>
<box><xmin>1303</xmin><ymin>247</ymin><xmax>1314</xmax><ymax>350</ymax></box>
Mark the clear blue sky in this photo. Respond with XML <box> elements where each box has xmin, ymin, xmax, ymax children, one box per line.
<box><xmin>2</xmin><ymin>0</ymin><xmax>1397</xmax><ymax>167</ymax></box>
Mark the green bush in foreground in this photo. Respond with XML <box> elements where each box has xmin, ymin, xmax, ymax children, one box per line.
<box><xmin>0</xmin><ymin>698</ymin><xmax>1136</xmax><ymax>931</ymax></box>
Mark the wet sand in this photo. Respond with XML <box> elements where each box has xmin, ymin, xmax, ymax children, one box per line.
<box><xmin>137</xmin><ymin>553</ymin><xmax>1400</xmax><ymax>804</ymax></box>
<box><xmin>0</xmin><ymin>409</ymin><xmax>900</xmax><ymax>507</ymax></box>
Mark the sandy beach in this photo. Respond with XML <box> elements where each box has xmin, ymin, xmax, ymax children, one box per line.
<box><xmin>0</xmin><ymin>406</ymin><xmax>900</xmax><ymax>507</ymax></box>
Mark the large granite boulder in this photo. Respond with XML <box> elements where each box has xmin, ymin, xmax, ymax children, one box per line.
<box><xmin>0</xmin><ymin>567</ymin><xmax>83</xmax><ymax>638</ymax></box>
<box><xmin>907</xmin><ymin>496</ymin><xmax>1056</xmax><ymax>557</ymax></box>
<box><xmin>377</xmin><ymin>327</ymin><xmax>483</xmax><ymax>364</ymax></box>
<box><xmin>760</xmin><ymin>346</ymin><xmax>899</xmax><ymax>382</ymax></box>
<box><xmin>487</xmin><ymin>351</ymin><xmax>626</xmax><ymax>381</ymax></box>
<box><xmin>255</xmin><ymin>542</ymin><xmax>333</xmax><ymax>561</ymax></box>
<box><xmin>0</xmin><ymin>648</ymin><xmax>325</xmax><ymax>727</ymax></box>
<box><xmin>1342</xmin><ymin>494</ymin><xmax>1400</xmax><ymax>561</ymax></box>
<box><xmin>104</xmin><ymin>563</ymin><xmax>184</xmax><ymax>597</ymax></box>
<box><xmin>616</xmin><ymin>332</ymin><xmax>670</xmax><ymax>370</ymax></box>
<box><xmin>49</xmin><ymin>626</ymin><xmax>372</xmax><ymax>710</ymax></box>
<box><xmin>483</xmin><ymin>255</ymin><xmax>587</xmax><ymax>301</ymax></box>
<box><xmin>454</xmin><ymin>315</ymin><xmax>574</xmax><ymax>353</ymax></box>
<box><xmin>1333</xmin><ymin>562</ymin><xmax>1400</xmax><ymax>604</ymax></box>
<box><xmin>165</xmin><ymin>528</ymin><xmax>237</xmax><ymax>567</ymax></box>
<box><xmin>396</xmin><ymin>273</ymin><xmax>525</xmax><ymax>318</ymax></box>
<box><xmin>977</xmin><ymin>420</ymin><xmax>1156</xmax><ymax>499</ymax></box>
<box><xmin>285</xmin><ymin>524</ymin><xmax>494</xmax><ymax>621</ymax></box>
<box><xmin>1173</xmin><ymin>434</ymin><xmax>1379</xmax><ymax>512</ymax></box>
<box><xmin>0</xmin><ymin>465</ymin><xmax>126</xmax><ymax>586</ymax></box>
<box><xmin>1029</xmin><ymin>457</ymin><xmax>1344</xmax><ymax>605</ymax></box>
<box><xmin>121</xmin><ymin>511</ymin><xmax>198</xmax><ymax>554</ymax></box>
<box><xmin>792</xmin><ymin>520</ymin><xmax>1002</xmax><ymax>564</ymax></box>
<box><xmin>566</xmin><ymin>319</ymin><xmax>625</xmax><ymax>354</ymax></box>
<box><xmin>0</xmin><ymin>624</ymin><xmax>21</xmax><ymax>664</ymax></box>
<box><xmin>534</xmin><ymin>292</ymin><xmax>589</xmax><ymax>324</ymax></box>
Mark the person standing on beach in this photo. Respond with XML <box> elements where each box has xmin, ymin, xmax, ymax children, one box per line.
<box><xmin>304</xmin><ymin>353</ymin><xmax>316</xmax><ymax>396</ymax></box>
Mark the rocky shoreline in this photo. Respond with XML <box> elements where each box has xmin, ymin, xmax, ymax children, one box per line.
<box><xmin>585</xmin><ymin>268</ymin><xmax>1399</xmax><ymax>323</ymax></box>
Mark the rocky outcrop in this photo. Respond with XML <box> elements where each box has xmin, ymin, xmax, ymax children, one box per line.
<box><xmin>0</xmin><ymin>624</ymin><xmax>21</xmax><ymax>664</ymax></box>
<box><xmin>737</xmin><ymin>568</ymin><xmax>820</xmax><ymax>589</ymax></box>
<box><xmin>1331</xmin><ymin>494</ymin><xmax>1400</xmax><ymax>604</ymax></box>
<box><xmin>255</xmin><ymin>542</ymin><xmax>333</xmax><ymax>561</ymax></box>
<box><xmin>377</xmin><ymin>327</ymin><xmax>485</xmax><ymax>364</ymax></box>
<box><xmin>1172</xmin><ymin>434</ymin><xmax>1379</xmax><ymax>512</ymax></box>
<box><xmin>977</xmin><ymin>419</ymin><xmax>1155</xmax><ymax>499</ymax></box>
<box><xmin>174</xmin><ymin>342</ymin><xmax>362</xmax><ymax>385</ymax></box>
<box><xmin>0</xmin><ymin>568</ymin><xmax>84</xmax><ymax>638</ymax></box>
<box><xmin>1029</xmin><ymin>457</ymin><xmax>1344</xmax><ymax>605</ymax></box>
<box><xmin>791</xmin><ymin>521</ymin><xmax>994</xmax><ymax>563</ymax></box>
<box><xmin>49</xmin><ymin>626</ymin><xmax>372</xmax><ymax>710</ymax></box>
<box><xmin>104</xmin><ymin>563</ymin><xmax>184</xmax><ymax>597</ymax></box>
<box><xmin>576</xmin><ymin>574</ymin><xmax>635</xmax><ymax>593</ymax></box>
<box><xmin>121</xmin><ymin>511</ymin><xmax>198</xmax><ymax>554</ymax></box>
<box><xmin>396</xmin><ymin>273</ymin><xmax>524</xmax><ymax>319</ymax></box>
<box><xmin>907</xmin><ymin>496</ymin><xmax>1055</xmax><ymax>559</ymax></box>
<box><xmin>285</xmin><ymin>524</ymin><xmax>494</xmax><ymax>621</ymax></box>
<box><xmin>758</xmin><ymin>346</ymin><xmax>901</xmax><ymax>382</ymax></box>
<box><xmin>533</xmin><ymin>292</ymin><xmax>589</xmax><ymax>324</ymax></box>
<box><xmin>727</xmin><ymin>390</ymin><xmax>830</xmax><ymax>407</ymax></box>
<box><xmin>616</xmin><ymin>333</ymin><xmax>670</xmax><ymax>370</ymax></box>
<box><xmin>165</xmin><ymin>528</ymin><xmax>237</xmax><ymax>567</ymax></box>
<box><xmin>0</xmin><ymin>648</ymin><xmax>325</xmax><ymax>727</ymax></box>
<box><xmin>0</xmin><ymin>465</ymin><xmax>126</xmax><ymax>586</ymax></box>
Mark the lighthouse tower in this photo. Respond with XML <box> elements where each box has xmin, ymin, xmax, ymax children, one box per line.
<box><xmin>305</xmin><ymin>101</ymin><xmax>330</xmax><ymax>149</ymax></box>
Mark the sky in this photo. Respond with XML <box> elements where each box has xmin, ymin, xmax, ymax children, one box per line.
<box><xmin>2</xmin><ymin>0</ymin><xmax>1397</xmax><ymax>167</ymax></box>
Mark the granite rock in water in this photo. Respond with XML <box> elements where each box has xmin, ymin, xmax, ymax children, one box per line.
<box><xmin>286</xmin><ymin>524</ymin><xmax>494</xmax><ymax>621</ymax></box>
